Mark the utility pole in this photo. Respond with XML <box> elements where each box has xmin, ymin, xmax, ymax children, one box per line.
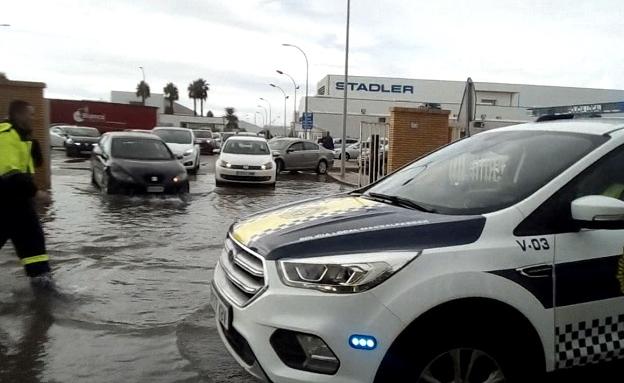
<box><xmin>340</xmin><ymin>0</ymin><xmax>351</xmax><ymax>178</ymax></box>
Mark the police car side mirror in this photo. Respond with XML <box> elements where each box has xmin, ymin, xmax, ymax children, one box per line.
<box><xmin>571</xmin><ymin>195</ymin><xmax>624</xmax><ymax>230</ymax></box>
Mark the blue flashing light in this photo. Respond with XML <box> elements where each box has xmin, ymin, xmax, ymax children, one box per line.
<box><xmin>349</xmin><ymin>334</ymin><xmax>377</xmax><ymax>350</ymax></box>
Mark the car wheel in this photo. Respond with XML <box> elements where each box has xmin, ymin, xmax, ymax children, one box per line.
<box><xmin>345</xmin><ymin>153</ymin><xmax>351</xmax><ymax>161</ymax></box>
<box><xmin>275</xmin><ymin>159</ymin><xmax>284</xmax><ymax>174</ymax></box>
<box><xmin>316</xmin><ymin>160</ymin><xmax>328</xmax><ymax>175</ymax></box>
<box><xmin>91</xmin><ymin>169</ymin><xmax>97</xmax><ymax>185</ymax></box>
<box><xmin>215</xmin><ymin>179</ymin><xmax>225</xmax><ymax>187</ymax></box>
<box><xmin>102</xmin><ymin>172</ymin><xmax>119</xmax><ymax>195</ymax></box>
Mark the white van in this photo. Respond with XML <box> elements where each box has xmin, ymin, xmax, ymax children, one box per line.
<box><xmin>211</xmin><ymin>117</ymin><xmax>624</xmax><ymax>382</ymax></box>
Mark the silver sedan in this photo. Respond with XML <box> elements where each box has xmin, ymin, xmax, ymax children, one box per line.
<box><xmin>269</xmin><ymin>138</ymin><xmax>335</xmax><ymax>174</ymax></box>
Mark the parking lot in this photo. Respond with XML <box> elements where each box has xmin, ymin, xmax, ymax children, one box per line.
<box><xmin>0</xmin><ymin>151</ymin><xmax>349</xmax><ymax>383</ymax></box>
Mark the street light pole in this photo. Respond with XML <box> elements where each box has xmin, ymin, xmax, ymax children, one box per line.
<box><xmin>259</xmin><ymin>98</ymin><xmax>272</xmax><ymax>130</ymax></box>
<box><xmin>340</xmin><ymin>0</ymin><xmax>351</xmax><ymax>178</ymax></box>
<box><xmin>282</xmin><ymin>44</ymin><xmax>309</xmax><ymax>132</ymax></box>
<box><xmin>139</xmin><ymin>66</ymin><xmax>145</xmax><ymax>82</ymax></box>
<box><xmin>257</xmin><ymin>105</ymin><xmax>268</xmax><ymax>127</ymax></box>
<box><xmin>270</xmin><ymin>84</ymin><xmax>289</xmax><ymax>137</ymax></box>
<box><xmin>277</xmin><ymin>70</ymin><xmax>299</xmax><ymax>135</ymax></box>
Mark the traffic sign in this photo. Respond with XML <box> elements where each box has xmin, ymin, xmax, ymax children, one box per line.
<box><xmin>302</xmin><ymin>112</ymin><xmax>313</xmax><ymax>130</ymax></box>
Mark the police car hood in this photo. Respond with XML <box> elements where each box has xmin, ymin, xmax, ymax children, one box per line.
<box><xmin>230</xmin><ymin>195</ymin><xmax>485</xmax><ymax>260</ymax></box>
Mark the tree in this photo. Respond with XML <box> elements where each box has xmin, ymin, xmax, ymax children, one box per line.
<box><xmin>206</xmin><ymin>110</ymin><xmax>214</xmax><ymax>117</ymax></box>
<box><xmin>187</xmin><ymin>78</ymin><xmax>209</xmax><ymax>116</ymax></box>
<box><xmin>224</xmin><ymin>107</ymin><xmax>240</xmax><ymax>132</ymax></box>
<box><xmin>136</xmin><ymin>81</ymin><xmax>151</xmax><ymax>105</ymax></box>
<box><xmin>163</xmin><ymin>82</ymin><xmax>179</xmax><ymax>115</ymax></box>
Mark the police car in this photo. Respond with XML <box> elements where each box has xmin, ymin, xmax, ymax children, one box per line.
<box><xmin>210</xmin><ymin>117</ymin><xmax>624</xmax><ymax>382</ymax></box>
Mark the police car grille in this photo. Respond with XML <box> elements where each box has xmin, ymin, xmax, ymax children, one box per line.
<box><xmin>217</xmin><ymin>236</ymin><xmax>266</xmax><ymax>306</ymax></box>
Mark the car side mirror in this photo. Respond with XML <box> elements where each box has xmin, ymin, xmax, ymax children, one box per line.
<box><xmin>92</xmin><ymin>145</ymin><xmax>103</xmax><ymax>156</ymax></box>
<box><xmin>286</xmin><ymin>149</ymin><xmax>295</xmax><ymax>154</ymax></box>
<box><xmin>571</xmin><ymin>195</ymin><xmax>624</xmax><ymax>230</ymax></box>
<box><xmin>272</xmin><ymin>151</ymin><xmax>280</xmax><ymax>157</ymax></box>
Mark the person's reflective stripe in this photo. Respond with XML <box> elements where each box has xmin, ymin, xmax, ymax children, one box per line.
<box><xmin>21</xmin><ymin>254</ymin><xmax>50</xmax><ymax>265</ymax></box>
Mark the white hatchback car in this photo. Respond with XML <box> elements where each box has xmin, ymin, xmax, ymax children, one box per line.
<box><xmin>216</xmin><ymin>136</ymin><xmax>276</xmax><ymax>186</ymax></box>
<box><xmin>152</xmin><ymin>127</ymin><xmax>200</xmax><ymax>174</ymax></box>
<box><xmin>211</xmin><ymin>117</ymin><xmax>624</xmax><ymax>383</ymax></box>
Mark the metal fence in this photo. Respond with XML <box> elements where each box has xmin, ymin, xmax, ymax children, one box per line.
<box><xmin>358</xmin><ymin>122</ymin><xmax>389</xmax><ymax>187</ymax></box>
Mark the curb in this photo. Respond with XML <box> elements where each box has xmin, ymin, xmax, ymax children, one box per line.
<box><xmin>327</xmin><ymin>172</ymin><xmax>359</xmax><ymax>187</ymax></box>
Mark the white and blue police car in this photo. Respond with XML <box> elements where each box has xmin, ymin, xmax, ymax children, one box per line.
<box><xmin>211</xmin><ymin>116</ymin><xmax>624</xmax><ymax>382</ymax></box>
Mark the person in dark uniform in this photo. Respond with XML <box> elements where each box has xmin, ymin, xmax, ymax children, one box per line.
<box><xmin>0</xmin><ymin>100</ymin><xmax>55</xmax><ymax>289</ymax></box>
<box><xmin>321</xmin><ymin>132</ymin><xmax>335</xmax><ymax>150</ymax></box>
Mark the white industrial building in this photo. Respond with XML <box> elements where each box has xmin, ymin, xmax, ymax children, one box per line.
<box><xmin>301</xmin><ymin>75</ymin><xmax>624</xmax><ymax>138</ymax></box>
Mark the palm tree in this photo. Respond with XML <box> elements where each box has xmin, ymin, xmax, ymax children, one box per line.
<box><xmin>224</xmin><ymin>107</ymin><xmax>240</xmax><ymax>132</ymax></box>
<box><xmin>206</xmin><ymin>110</ymin><xmax>214</xmax><ymax>117</ymax></box>
<box><xmin>136</xmin><ymin>81</ymin><xmax>151</xmax><ymax>105</ymax></box>
<box><xmin>187</xmin><ymin>81</ymin><xmax>198</xmax><ymax>116</ymax></box>
<box><xmin>163</xmin><ymin>83</ymin><xmax>179</xmax><ymax>115</ymax></box>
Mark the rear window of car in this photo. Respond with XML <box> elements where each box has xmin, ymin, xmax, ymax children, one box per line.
<box><xmin>153</xmin><ymin>129</ymin><xmax>192</xmax><ymax>144</ymax></box>
<box><xmin>65</xmin><ymin>127</ymin><xmax>100</xmax><ymax>137</ymax></box>
<box><xmin>111</xmin><ymin>138</ymin><xmax>173</xmax><ymax>160</ymax></box>
<box><xmin>194</xmin><ymin>130</ymin><xmax>212</xmax><ymax>138</ymax></box>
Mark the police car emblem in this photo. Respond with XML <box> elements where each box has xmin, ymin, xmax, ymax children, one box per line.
<box><xmin>617</xmin><ymin>247</ymin><xmax>624</xmax><ymax>294</ymax></box>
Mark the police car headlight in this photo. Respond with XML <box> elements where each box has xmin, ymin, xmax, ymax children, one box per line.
<box><xmin>278</xmin><ymin>252</ymin><xmax>419</xmax><ymax>293</ymax></box>
<box><xmin>66</xmin><ymin>138</ymin><xmax>74</xmax><ymax>144</ymax></box>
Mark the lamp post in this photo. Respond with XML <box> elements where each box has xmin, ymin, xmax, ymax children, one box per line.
<box><xmin>276</xmin><ymin>69</ymin><xmax>299</xmax><ymax>134</ymax></box>
<box><xmin>257</xmin><ymin>105</ymin><xmax>268</xmax><ymax>127</ymax></box>
<box><xmin>138</xmin><ymin>66</ymin><xmax>145</xmax><ymax>82</ymax></box>
<box><xmin>255</xmin><ymin>111</ymin><xmax>265</xmax><ymax>127</ymax></box>
<box><xmin>259</xmin><ymin>98</ymin><xmax>272</xmax><ymax>129</ymax></box>
<box><xmin>282</xmin><ymin>44</ymin><xmax>309</xmax><ymax>129</ymax></box>
<box><xmin>270</xmin><ymin>84</ymin><xmax>289</xmax><ymax>137</ymax></box>
<box><xmin>340</xmin><ymin>0</ymin><xmax>351</xmax><ymax>178</ymax></box>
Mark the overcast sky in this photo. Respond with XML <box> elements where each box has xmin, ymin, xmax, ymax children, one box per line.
<box><xmin>3</xmin><ymin>0</ymin><xmax>623</xmax><ymax>124</ymax></box>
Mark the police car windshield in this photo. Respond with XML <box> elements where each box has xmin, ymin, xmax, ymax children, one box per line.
<box><xmin>65</xmin><ymin>127</ymin><xmax>100</xmax><ymax>137</ymax></box>
<box><xmin>111</xmin><ymin>138</ymin><xmax>173</xmax><ymax>160</ymax></box>
<box><xmin>366</xmin><ymin>131</ymin><xmax>607</xmax><ymax>215</ymax></box>
<box><xmin>223</xmin><ymin>140</ymin><xmax>270</xmax><ymax>155</ymax></box>
<box><xmin>153</xmin><ymin>130</ymin><xmax>192</xmax><ymax>144</ymax></box>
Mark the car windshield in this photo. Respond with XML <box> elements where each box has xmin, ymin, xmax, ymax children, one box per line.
<box><xmin>268</xmin><ymin>139</ymin><xmax>292</xmax><ymax>150</ymax></box>
<box><xmin>223</xmin><ymin>140</ymin><xmax>270</xmax><ymax>155</ymax></box>
<box><xmin>65</xmin><ymin>127</ymin><xmax>100</xmax><ymax>137</ymax></box>
<box><xmin>365</xmin><ymin>130</ymin><xmax>607</xmax><ymax>215</ymax></box>
<box><xmin>111</xmin><ymin>138</ymin><xmax>173</xmax><ymax>160</ymax></box>
<box><xmin>194</xmin><ymin>130</ymin><xmax>212</xmax><ymax>138</ymax></box>
<box><xmin>153</xmin><ymin>130</ymin><xmax>192</xmax><ymax>144</ymax></box>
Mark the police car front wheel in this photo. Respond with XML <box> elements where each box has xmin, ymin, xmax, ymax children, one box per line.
<box><xmin>418</xmin><ymin>348</ymin><xmax>505</xmax><ymax>383</ymax></box>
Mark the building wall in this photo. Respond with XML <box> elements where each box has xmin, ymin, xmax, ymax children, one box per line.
<box><xmin>0</xmin><ymin>78</ymin><xmax>50</xmax><ymax>190</ymax></box>
<box><xmin>111</xmin><ymin>91</ymin><xmax>166</xmax><ymax>114</ymax></box>
<box><xmin>304</xmin><ymin>75</ymin><xmax>624</xmax><ymax>138</ymax></box>
<box><xmin>49</xmin><ymin>99</ymin><xmax>158</xmax><ymax>132</ymax></box>
<box><xmin>388</xmin><ymin>107</ymin><xmax>451</xmax><ymax>173</ymax></box>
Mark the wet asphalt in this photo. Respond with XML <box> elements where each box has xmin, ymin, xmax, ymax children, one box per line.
<box><xmin>0</xmin><ymin>151</ymin><xmax>622</xmax><ymax>382</ymax></box>
<box><xmin>0</xmin><ymin>150</ymin><xmax>348</xmax><ymax>383</ymax></box>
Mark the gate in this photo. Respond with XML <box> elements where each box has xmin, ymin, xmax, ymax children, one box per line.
<box><xmin>358</xmin><ymin>122</ymin><xmax>389</xmax><ymax>187</ymax></box>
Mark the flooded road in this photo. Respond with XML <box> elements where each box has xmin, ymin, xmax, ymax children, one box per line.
<box><xmin>0</xmin><ymin>151</ymin><xmax>350</xmax><ymax>383</ymax></box>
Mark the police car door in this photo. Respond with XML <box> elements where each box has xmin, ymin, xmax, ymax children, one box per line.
<box><xmin>551</xmin><ymin>145</ymin><xmax>624</xmax><ymax>370</ymax></box>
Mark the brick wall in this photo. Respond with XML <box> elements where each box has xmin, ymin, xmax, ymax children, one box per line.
<box><xmin>0</xmin><ymin>76</ymin><xmax>50</xmax><ymax>189</ymax></box>
<box><xmin>388</xmin><ymin>107</ymin><xmax>451</xmax><ymax>173</ymax></box>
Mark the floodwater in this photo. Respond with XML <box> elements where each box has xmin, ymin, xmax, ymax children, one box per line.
<box><xmin>0</xmin><ymin>151</ymin><xmax>349</xmax><ymax>383</ymax></box>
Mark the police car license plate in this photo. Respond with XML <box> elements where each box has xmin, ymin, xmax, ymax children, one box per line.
<box><xmin>147</xmin><ymin>186</ymin><xmax>165</xmax><ymax>193</ymax></box>
<box><xmin>236</xmin><ymin>171</ymin><xmax>255</xmax><ymax>176</ymax></box>
<box><xmin>209</xmin><ymin>285</ymin><xmax>231</xmax><ymax>330</ymax></box>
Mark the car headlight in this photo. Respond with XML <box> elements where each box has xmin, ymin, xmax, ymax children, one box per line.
<box><xmin>261</xmin><ymin>162</ymin><xmax>273</xmax><ymax>170</ymax></box>
<box><xmin>219</xmin><ymin>160</ymin><xmax>231</xmax><ymax>168</ymax></box>
<box><xmin>173</xmin><ymin>172</ymin><xmax>188</xmax><ymax>183</ymax></box>
<box><xmin>183</xmin><ymin>149</ymin><xmax>193</xmax><ymax>156</ymax></box>
<box><xmin>66</xmin><ymin>138</ymin><xmax>74</xmax><ymax>144</ymax></box>
<box><xmin>278</xmin><ymin>252</ymin><xmax>419</xmax><ymax>293</ymax></box>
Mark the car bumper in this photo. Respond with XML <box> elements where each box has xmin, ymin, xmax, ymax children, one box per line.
<box><xmin>215</xmin><ymin>167</ymin><xmax>276</xmax><ymax>184</ymax></box>
<box><xmin>110</xmin><ymin>179</ymin><xmax>189</xmax><ymax>194</ymax></box>
<box><xmin>212</xmin><ymin>260</ymin><xmax>404</xmax><ymax>383</ymax></box>
<box><xmin>199</xmin><ymin>143</ymin><xmax>216</xmax><ymax>154</ymax></box>
<box><xmin>179</xmin><ymin>155</ymin><xmax>198</xmax><ymax>169</ymax></box>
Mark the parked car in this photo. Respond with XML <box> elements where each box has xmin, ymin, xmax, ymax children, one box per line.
<box><xmin>334</xmin><ymin>141</ymin><xmax>360</xmax><ymax>160</ymax></box>
<box><xmin>211</xmin><ymin>116</ymin><xmax>624</xmax><ymax>383</ymax></box>
<box><xmin>91</xmin><ymin>132</ymin><xmax>189</xmax><ymax>195</ymax></box>
<box><xmin>62</xmin><ymin>126</ymin><xmax>101</xmax><ymax>157</ymax></box>
<box><xmin>124</xmin><ymin>129</ymin><xmax>152</xmax><ymax>134</ymax></box>
<box><xmin>213</xmin><ymin>132</ymin><xmax>222</xmax><ymax>149</ymax></box>
<box><xmin>152</xmin><ymin>127</ymin><xmax>200</xmax><ymax>174</ymax></box>
<box><xmin>269</xmin><ymin>138</ymin><xmax>334</xmax><ymax>174</ymax></box>
<box><xmin>215</xmin><ymin>136</ymin><xmax>276</xmax><ymax>186</ymax></box>
<box><xmin>333</xmin><ymin>137</ymin><xmax>359</xmax><ymax>149</ymax></box>
<box><xmin>194</xmin><ymin>129</ymin><xmax>217</xmax><ymax>155</ymax></box>
<box><xmin>49</xmin><ymin>125</ymin><xmax>72</xmax><ymax>147</ymax></box>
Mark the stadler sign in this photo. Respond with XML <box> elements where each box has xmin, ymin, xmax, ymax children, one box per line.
<box><xmin>336</xmin><ymin>81</ymin><xmax>414</xmax><ymax>94</ymax></box>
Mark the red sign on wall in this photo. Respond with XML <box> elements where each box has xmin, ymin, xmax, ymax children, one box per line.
<box><xmin>49</xmin><ymin>99</ymin><xmax>158</xmax><ymax>133</ymax></box>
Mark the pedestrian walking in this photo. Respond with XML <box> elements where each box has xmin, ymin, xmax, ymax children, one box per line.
<box><xmin>321</xmin><ymin>132</ymin><xmax>335</xmax><ymax>150</ymax></box>
<box><xmin>0</xmin><ymin>100</ymin><xmax>55</xmax><ymax>290</ymax></box>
